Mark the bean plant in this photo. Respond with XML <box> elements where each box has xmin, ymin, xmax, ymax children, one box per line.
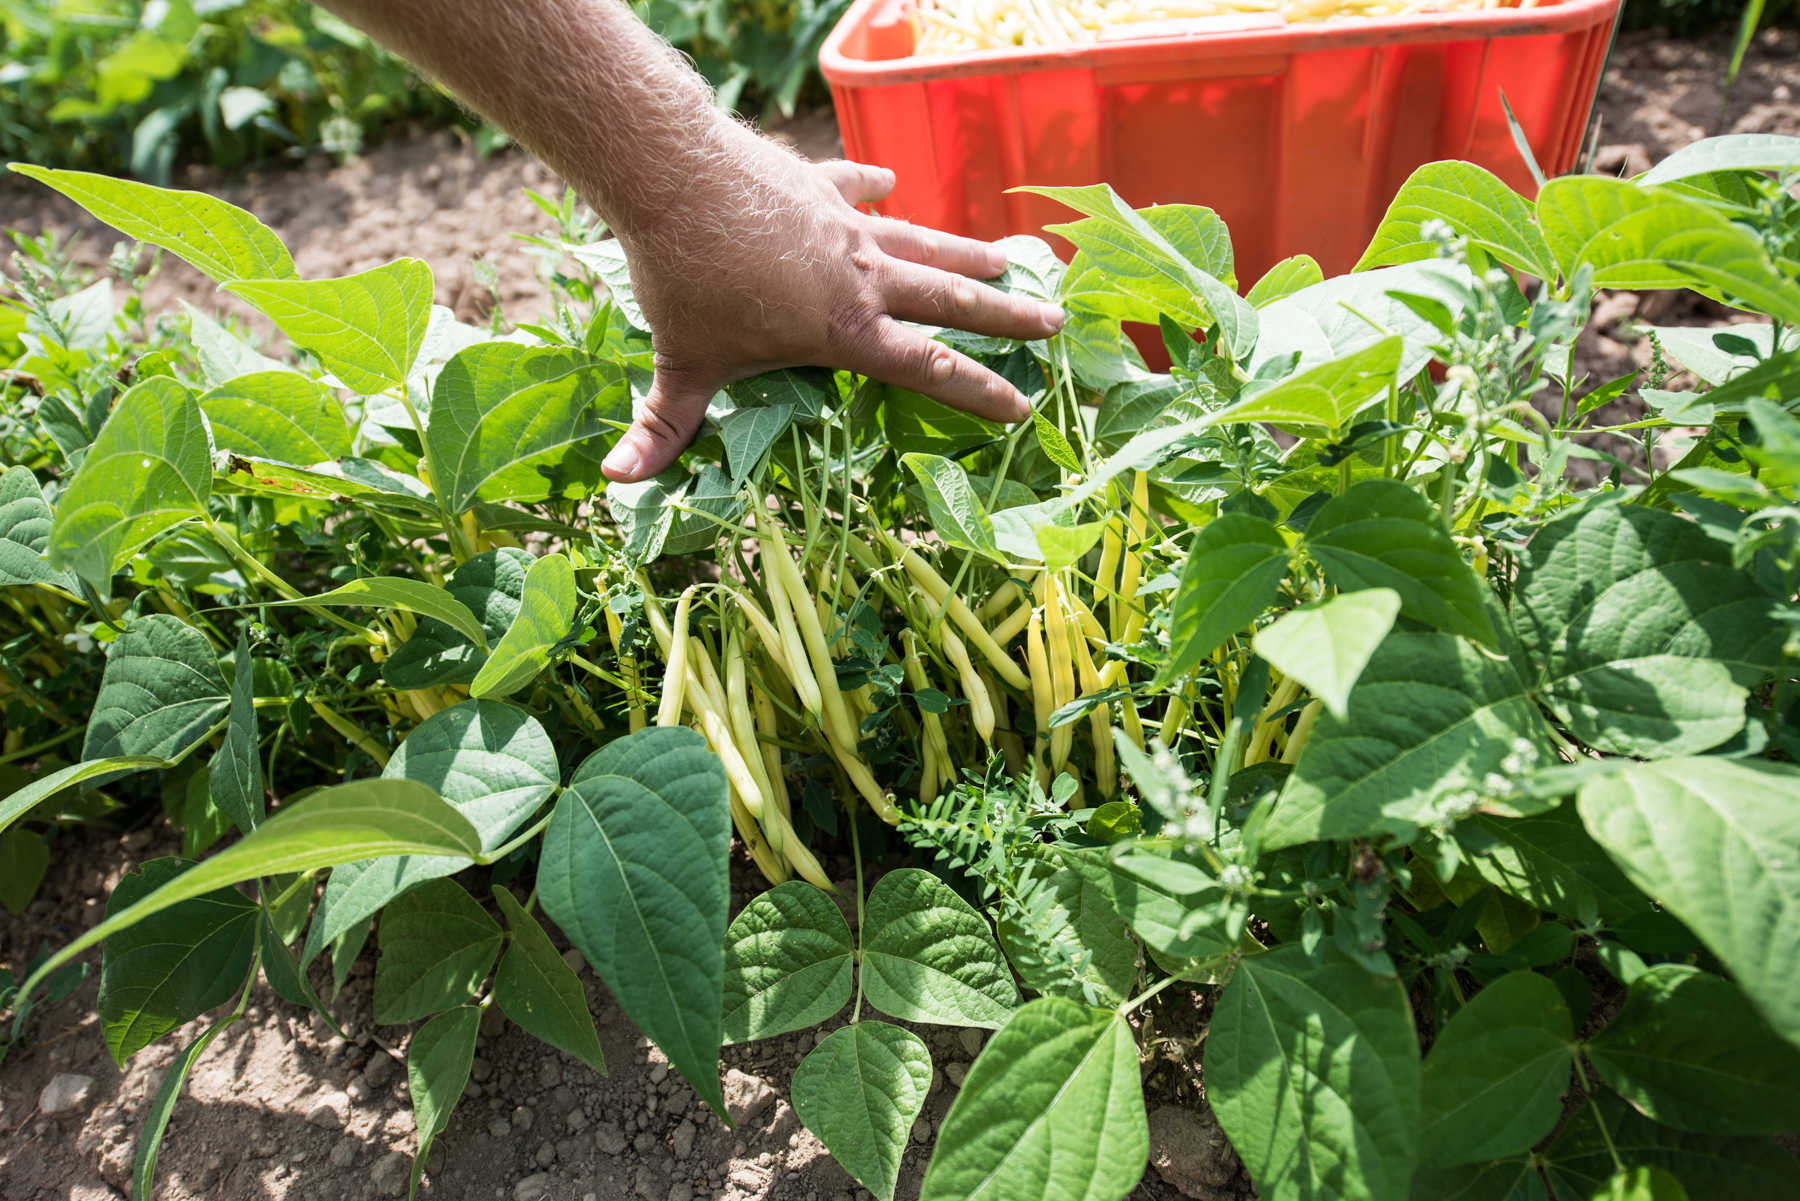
<box><xmin>3</xmin><ymin>133</ymin><xmax>1800</xmax><ymax>1201</ymax></box>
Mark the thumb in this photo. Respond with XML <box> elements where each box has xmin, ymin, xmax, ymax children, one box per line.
<box><xmin>601</xmin><ymin>366</ymin><xmax>716</xmax><ymax>484</ymax></box>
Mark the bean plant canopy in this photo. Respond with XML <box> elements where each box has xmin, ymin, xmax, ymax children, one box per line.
<box><xmin>3</xmin><ymin>132</ymin><xmax>1800</xmax><ymax>1201</ymax></box>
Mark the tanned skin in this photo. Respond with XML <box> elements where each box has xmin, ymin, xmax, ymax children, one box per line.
<box><xmin>315</xmin><ymin>0</ymin><xmax>1065</xmax><ymax>482</ymax></box>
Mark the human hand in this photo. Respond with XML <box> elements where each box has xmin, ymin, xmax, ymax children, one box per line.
<box><xmin>600</xmin><ymin>126</ymin><xmax>1065</xmax><ymax>483</ymax></box>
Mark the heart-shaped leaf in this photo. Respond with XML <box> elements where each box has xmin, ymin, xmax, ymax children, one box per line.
<box><xmin>471</xmin><ymin>553</ymin><xmax>577</xmax><ymax>698</ymax></box>
<box><xmin>83</xmin><ymin>614</ymin><xmax>229</xmax><ymax>762</ymax></box>
<box><xmin>491</xmin><ymin>886</ymin><xmax>605</xmax><ymax>1074</ymax></box>
<box><xmin>1206</xmin><ymin>945</ymin><xmax>1420</xmax><ymax>1201</ymax></box>
<box><xmin>721</xmin><ymin>881</ymin><xmax>853</xmax><ymax>1044</ymax></box>
<box><xmin>98</xmin><ymin>857</ymin><xmax>258</xmax><ymax>1065</ymax></box>
<box><xmin>1253</xmin><ymin>589</ymin><xmax>1401</xmax><ymax>719</ymax></box>
<box><xmin>861</xmin><ymin>868</ymin><xmax>1020</xmax><ymax>1029</ymax></box>
<box><xmin>538</xmin><ymin>727</ymin><xmax>730</xmax><ymax>1119</ymax></box>
<box><xmin>11</xmin><ymin>165</ymin><xmax>295</xmax><ymax>283</ymax></box>
<box><xmin>922</xmin><ymin>997</ymin><xmax>1147</xmax><ymax>1201</ymax></box>
<box><xmin>48</xmin><ymin>377</ymin><xmax>211</xmax><ymax>599</ymax></box>
<box><xmin>373</xmin><ymin>877</ymin><xmax>503</xmax><ymax>1024</ymax></box>
<box><xmin>199</xmin><ymin>371</ymin><xmax>350</xmax><ymax>464</ymax></box>
<box><xmin>793</xmin><ymin>1022</ymin><xmax>932</xmax><ymax>1201</ymax></box>
<box><xmin>226</xmin><ymin>259</ymin><xmax>435</xmax><ymax>395</ymax></box>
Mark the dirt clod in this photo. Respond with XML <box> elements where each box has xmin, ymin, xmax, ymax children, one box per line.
<box><xmin>1147</xmin><ymin>1105</ymin><xmax>1241</xmax><ymax>1201</ymax></box>
<box><xmin>39</xmin><ymin>1072</ymin><xmax>96</xmax><ymax>1115</ymax></box>
<box><xmin>371</xmin><ymin>1149</ymin><xmax>412</xmax><ymax>1197</ymax></box>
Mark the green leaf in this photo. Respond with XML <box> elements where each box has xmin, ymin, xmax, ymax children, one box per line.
<box><xmin>793</xmin><ymin>1021</ymin><xmax>932</xmax><ymax>1201</ymax></box>
<box><xmin>1419</xmin><ymin>971</ymin><xmax>1575</xmax><ymax>1169</ymax></box>
<box><xmin>47</xmin><ymin>377</ymin><xmax>210</xmax><ymax>599</ymax></box>
<box><xmin>382</xmin><ymin>547</ymin><xmax>530</xmax><ymax>689</ymax></box>
<box><xmin>1035</xmin><ymin>520</ymin><xmax>1108</xmax><ymax>575</ymax></box>
<box><xmin>302</xmin><ymin>700</ymin><xmax>557</xmax><ymax>969</ymax></box>
<box><xmin>407</xmin><ymin>1005</ymin><xmax>481</xmax><ymax>1199</ymax></box>
<box><xmin>1586</xmin><ymin>964</ymin><xmax>1800</xmax><ymax>1135</ymax></box>
<box><xmin>1059</xmin><ymin>846</ymin><xmax>1239</xmax><ymax>960</ymax></box>
<box><xmin>10</xmin><ymin>165</ymin><xmax>295</xmax><ymax>284</ymax></box>
<box><xmin>721</xmin><ymin>880</ymin><xmax>853</xmax><ymax>1044</ymax></box>
<box><xmin>210</xmin><ymin>631</ymin><xmax>264</xmax><ymax>836</ymax></box>
<box><xmin>921</xmin><ymin>997</ymin><xmax>1147</xmax><ymax>1201</ymax></box>
<box><xmin>1307</xmin><ymin>479</ymin><xmax>1497</xmax><ymax>646</ymax></box>
<box><xmin>1355</xmin><ymin>161</ymin><xmax>1555</xmax><ymax>281</ymax></box>
<box><xmin>996</xmin><ymin>852</ymin><xmax>1137</xmax><ymax>1007</ymax></box>
<box><xmin>1408</xmin><ymin>1158</ymin><xmax>1547</xmax><ymax>1201</ymax></box>
<box><xmin>1639</xmin><ymin>133</ymin><xmax>1800</xmax><ymax>185</ymax></box>
<box><xmin>0</xmin><ymin>827</ymin><xmax>49</xmax><ymax>915</ymax></box>
<box><xmin>373</xmin><ymin>877</ymin><xmax>503</xmax><ymax>1024</ymax></box>
<box><xmin>538</xmin><ymin>727</ymin><xmax>731</xmax><ymax>1120</ymax></box>
<box><xmin>1247</xmin><ymin>256</ymin><xmax>1325</xmax><ymax>308</ymax></box>
<box><xmin>1592</xmin><ymin>1168</ymin><xmax>1690</xmax><ymax>1201</ymax></box>
<box><xmin>224</xmin><ymin>259</ymin><xmax>436</xmax><ymax>395</ymax></box>
<box><xmin>902</xmin><ymin>453</ymin><xmax>1000</xmax><ymax>560</ymax></box>
<box><xmin>19</xmin><ymin>778</ymin><xmax>481</xmax><ymax>1007</ymax></box>
<box><xmin>729</xmin><ymin>366</ymin><xmax>836</xmax><ymax>424</ymax></box>
<box><xmin>98</xmin><ymin>856</ymin><xmax>259</xmax><ymax>1065</ymax></box>
<box><xmin>1206</xmin><ymin>337</ymin><xmax>1402</xmax><ymax>434</ymax></box>
<box><xmin>491</xmin><ymin>885</ymin><xmax>605</xmax><ymax>1075</ymax></box>
<box><xmin>1543</xmin><ymin>1092</ymin><xmax>1800</xmax><ymax>1201</ymax></box>
<box><xmin>131</xmin><ymin>1009</ymin><xmax>241</xmax><ymax>1201</ymax></box>
<box><xmin>1252</xmin><ymin>262</ymin><xmax>1469</xmax><ymax>384</ymax></box>
<box><xmin>199</xmin><ymin>371</ymin><xmax>350</xmax><ymax>464</ymax></box>
<box><xmin>470</xmin><ymin>553</ymin><xmax>577</xmax><ymax>698</ymax></box>
<box><xmin>1207</xmin><ymin>945</ymin><xmax>1420</xmax><ymax>1201</ymax></box>
<box><xmin>1462</xmin><ymin>804</ymin><xmax>1651</xmax><ymax>927</ymax></box>
<box><xmin>83</xmin><ymin>613</ymin><xmax>229</xmax><ymax>762</ymax></box>
<box><xmin>720</xmin><ymin>403</ymin><xmax>794</xmax><ymax>485</ymax></box>
<box><xmin>1513</xmin><ymin>501</ymin><xmax>1780</xmax><ymax>757</ymax></box>
<box><xmin>268</xmin><ymin>575</ymin><xmax>490</xmax><ymax>652</ymax></box>
<box><xmin>1159</xmin><ymin>513</ymin><xmax>1290</xmax><ymax>683</ymax></box>
<box><xmin>1537</xmin><ymin>178</ymin><xmax>1800</xmax><ymax>323</ymax></box>
<box><xmin>1254</xmin><ymin>589</ymin><xmax>1401</xmax><ymax>719</ymax></box>
<box><xmin>182</xmin><ymin>302</ymin><xmax>294</xmax><ymax>386</ymax></box>
<box><xmin>259</xmin><ymin>912</ymin><xmax>327</xmax><ymax>1012</ymax></box>
<box><xmin>0</xmin><ymin>756</ymin><xmax>168</xmax><ymax>840</ymax></box>
<box><xmin>1032</xmin><ymin>409</ymin><xmax>1080</xmax><ymax>472</ymax></box>
<box><xmin>1265</xmin><ymin>628</ymin><xmax>1554</xmax><ymax>849</ymax></box>
<box><xmin>427</xmin><ymin>342</ymin><xmax>629</xmax><ymax>511</ymax></box>
<box><xmin>1578</xmin><ymin>757</ymin><xmax>1800</xmax><ymax>1048</ymax></box>
<box><xmin>861</xmin><ymin>867</ymin><xmax>1021</xmax><ymax>1029</ymax></box>
<box><xmin>0</xmin><ymin>465</ymin><xmax>74</xmax><ymax>590</ymax></box>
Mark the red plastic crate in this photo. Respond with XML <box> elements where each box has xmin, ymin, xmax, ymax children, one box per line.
<box><xmin>820</xmin><ymin>0</ymin><xmax>1620</xmax><ymax>287</ymax></box>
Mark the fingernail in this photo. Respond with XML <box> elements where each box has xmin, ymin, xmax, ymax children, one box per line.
<box><xmin>1040</xmin><ymin>302</ymin><xmax>1066</xmax><ymax>330</ymax></box>
<box><xmin>987</xmin><ymin>247</ymin><xmax>1008</xmax><ymax>273</ymax></box>
<box><xmin>1011</xmin><ymin>392</ymin><xmax>1032</xmax><ymax>422</ymax></box>
<box><xmin>603</xmin><ymin>440</ymin><xmax>643</xmax><ymax>481</ymax></box>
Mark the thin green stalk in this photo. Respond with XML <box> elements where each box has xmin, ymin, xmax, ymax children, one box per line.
<box><xmin>0</xmin><ymin>723</ymin><xmax>85</xmax><ymax>764</ymax></box>
<box><xmin>849</xmin><ymin>795</ymin><xmax>867</xmax><ymax>1024</ymax></box>
<box><xmin>1119</xmin><ymin>971</ymin><xmax>1183</xmax><ymax>1016</ymax></box>
<box><xmin>478</xmin><ymin>811</ymin><xmax>555</xmax><ymax>866</ymax></box>
<box><xmin>205</xmin><ymin>520</ymin><xmax>370</xmax><ymax>639</ymax></box>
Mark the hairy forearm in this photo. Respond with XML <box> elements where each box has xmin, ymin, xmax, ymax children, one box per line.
<box><xmin>314</xmin><ymin>0</ymin><xmax>733</xmax><ymax>238</ymax></box>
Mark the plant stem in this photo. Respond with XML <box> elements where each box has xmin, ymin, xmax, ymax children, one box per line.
<box><xmin>1119</xmin><ymin>971</ymin><xmax>1183</xmax><ymax>1016</ymax></box>
<box><xmin>478</xmin><ymin>812</ymin><xmax>555</xmax><ymax>865</ymax></box>
<box><xmin>0</xmin><ymin>723</ymin><xmax>85</xmax><ymax>764</ymax></box>
<box><xmin>849</xmin><ymin>796</ymin><xmax>867</xmax><ymax>1024</ymax></box>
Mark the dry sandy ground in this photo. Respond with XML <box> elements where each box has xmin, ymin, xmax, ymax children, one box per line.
<box><xmin>3</xmin><ymin>24</ymin><xmax>1800</xmax><ymax>1201</ymax></box>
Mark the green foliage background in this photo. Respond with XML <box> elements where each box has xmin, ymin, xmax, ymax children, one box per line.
<box><xmin>0</xmin><ymin>0</ymin><xmax>848</xmax><ymax>184</ymax></box>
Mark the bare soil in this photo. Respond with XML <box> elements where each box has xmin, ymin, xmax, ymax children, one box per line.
<box><xmin>4</xmin><ymin>25</ymin><xmax>1800</xmax><ymax>1201</ymax></box>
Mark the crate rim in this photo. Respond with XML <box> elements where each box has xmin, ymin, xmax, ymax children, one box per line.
<box><xmin>821</xmin><ymin>0</ymin><xmax>1623</xmax><ymax>85</ymax></box>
